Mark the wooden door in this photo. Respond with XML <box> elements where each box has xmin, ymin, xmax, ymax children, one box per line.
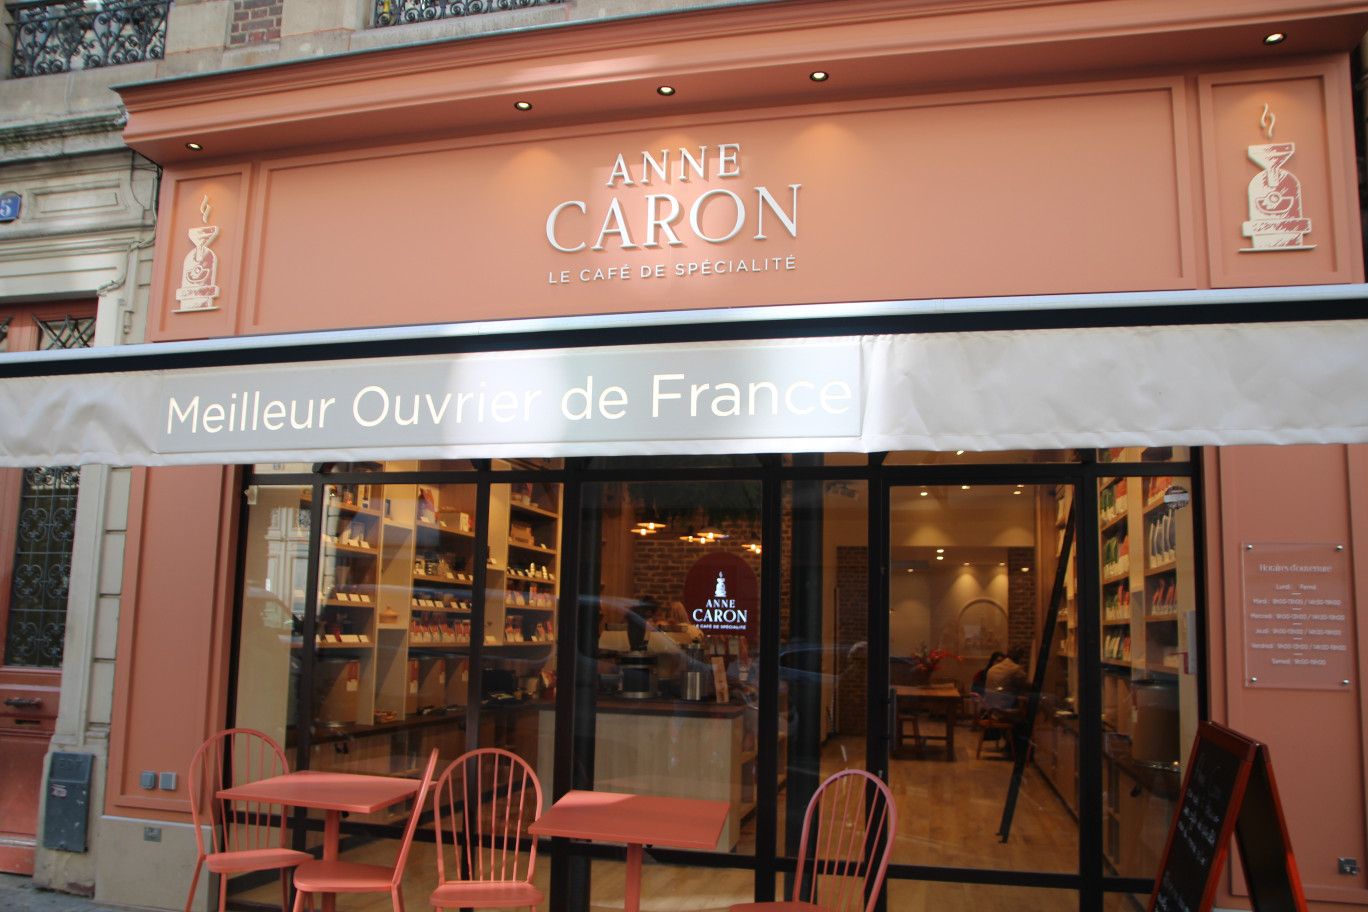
<box><xmin>0</xmin><ymin>304</ymin><xmax>95</xmax><ymax>874</ymax></box>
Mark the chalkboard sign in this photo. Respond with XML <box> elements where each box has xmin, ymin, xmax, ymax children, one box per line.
<box><xmin>1149</xmin><ymin>722</ymin><xmax>1306</xmax><ymax>912</ymax></box>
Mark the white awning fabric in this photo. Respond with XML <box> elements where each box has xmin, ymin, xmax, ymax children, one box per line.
<box><xmin>1</xmin><ymin>316</ymin><xmax>1364</xmax><ymax>467</ymax></box>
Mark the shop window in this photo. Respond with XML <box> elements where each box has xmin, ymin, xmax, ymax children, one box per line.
<box><xmin>233</xmin><ymin>467</ymin><xmax>564</xmax><ymax>906</ymax></box>
<box><xmin>1095</xmin><ymin>472</ymin><xmax>1197</xmax><ymax>879</ymax></box>
<box><xmin>579</xmin><ymin>479</ymin><xmax>764</xmax><ymax>853</ymax></box>
<box><xmin>232</xmin><ymin>449</ymin><xmax>1202</xmax><ymax>910</ymax></box>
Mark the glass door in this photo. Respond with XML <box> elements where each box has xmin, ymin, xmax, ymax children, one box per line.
<box><xmin>882</xmin><ymin>482</ymin><xmax>1081</xmax><ymax>909</ymax></box>
<box><xmin>567</xmin><ymin>478</ymin><xmax>764</xmax><ymax>911</ymax></box>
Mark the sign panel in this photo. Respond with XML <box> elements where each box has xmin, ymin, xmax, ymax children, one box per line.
<box><xmin>153</xmin><ymin>340</ymin><xmax>860</xmax><ymax>456</ymax></box>
<box><xmin>1242</xmin><ymin>542</ymin><xmax>1353</xmax><ymax>689</ymax></box>
<box><xmin>1148</xmin><ymin>721</ymin><xmax>1307</xmax><ymax>912</ymax></box>
<box><xmin>4</xmin><ymin>319</ymin><xmax>1368</xmax><ymax>467</ymax></box>
<box><xmin>683</xmin><ymin>551</ymin><xmax>759</xmax><ymax>646</ymax></box>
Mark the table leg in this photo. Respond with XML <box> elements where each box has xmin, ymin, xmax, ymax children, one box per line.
<box><xmin>623</xmin><ymin>842</ymin><xmax>644</xmax><ymax>912</ymax></box>
<box><xmin>945</xmin><ymin>702</ymin><xmax>957</xmax><ymax>761</ymax></box>
<box><xmin>321</xmin><ymin>810</ymin><xmax>340</xmax><ymax>912</ymax></box>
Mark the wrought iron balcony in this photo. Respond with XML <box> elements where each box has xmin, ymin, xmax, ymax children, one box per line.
<box><xmin>373</xmin><ymin>0</ymin><xmax>566</xmax><ymax>29</ymax></box>
<box><xmin>7</xmin><ymin>0</ymin><xmax>168</xmax><ymax>79</ymax></box>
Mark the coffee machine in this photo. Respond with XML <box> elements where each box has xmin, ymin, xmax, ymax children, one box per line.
<box><xmin>619</xmin><ymin>609</ymin><xmax>658</xmax><ymax>699</ymax></box>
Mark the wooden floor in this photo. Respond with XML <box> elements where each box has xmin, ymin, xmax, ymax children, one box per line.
<box><xmin>230</xmin><ymin>732</ymin><xmax>1082</xmax><ymax>912</ymax></box>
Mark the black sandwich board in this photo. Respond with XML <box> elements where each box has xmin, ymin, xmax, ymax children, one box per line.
<box><xmin>1149</xmin><ymin>721</ymin><xmax>1306</xmax><ymax>912</ymax></box>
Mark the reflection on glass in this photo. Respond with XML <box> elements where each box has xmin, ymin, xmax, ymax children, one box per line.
<box><xmin>887</xmin><ymin>880</ymin><xmax>1079</xmax><ymax>911</ymax></box>
<box><xmin>585</xmin><ymin>454</ymin><xmax>764</xmax><ymax>470</ymax></box>
<box><xmin>885</xmin><ymin>449</ymin><xmax>1081</xmax><ymax>465</ymax></box>
<box><xmin>581</xmin><ymin>480</ymin><xmax>762</xmax><ymax>858</ymax></box>
<box><xmin>485</xmin><ymin>480</ymin><xmax>562</xmax><ymax>788</ymax></box>
<box><xmin>780</xmin><ymin>478</ymin><xmax>868</xmax><ymax>874</ymax></box>
<box><xmin>1098</xmin><ymin>446</ymin><xmax>1191</xmax><ymax>464</ymax></box>
<box><xmin>887</xmin><ymin>484</ymin><xmax>1077</xmax><ymax>874</ymax></box>
<box><xmin>235</xmin><ymin>485</ymin><xmax>307</xmax><ymax>747</ymax></box>
<box><xmin>250</xmin><ymin>462</ymin><xmax>315</xmax><ymax>475</ymax></box>
<box><xmin>494</xmin><ymin>457</ymin><xmax>564</xmax><ymax>471</ymax></box>
<box><xmin>1097</xmin><ymin>473</ymin><xmax>1196</xmax><ymax>878</ymax></box>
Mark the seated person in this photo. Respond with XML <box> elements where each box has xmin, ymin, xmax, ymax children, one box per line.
<box><xmin>983</xmin><ymin>646</ymin><xmax>1028</xmax><ymax>719</ymax></box>
<box><xmin>970</xmin><ymin>651</ymin><xmax>1006</xmax><ymax>696</ymax></box>
<box><xmin>664</xmin><ymin>599</ymin><xmax>704</xmax><ymax>642</ymax></box>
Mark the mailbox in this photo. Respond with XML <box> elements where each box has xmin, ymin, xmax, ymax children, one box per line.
<box><xmin>42</xmin><ymin>752</ymin><xmax>93</xmax><ymax>852</ymax></box>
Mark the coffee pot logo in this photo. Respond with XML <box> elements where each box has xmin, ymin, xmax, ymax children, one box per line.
<box><xmin>175</xmin><ymin>196</ymin><xmax>222</xmax><ymax>310</ymax></box>
<box><xmin>715</xmin><ymin>573</ymin><xmax>727</xmax><ymax>598</ymax></box>
<box><xmin>1242</xmin><ymin>105</ymin><xmax>1314</xmax><ymax>252</ymax></box>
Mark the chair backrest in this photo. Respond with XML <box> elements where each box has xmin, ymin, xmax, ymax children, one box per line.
<box><xmin>390</xmin><ymin>749</ymin><xmax>442</xmax><ymax>889</ymax></box>
<box><xmin>793</xmin><ymin>769</ymin><xmax>898</xmax><ymax>912</ymax></box>
<box><xmin>982</xmin><ymin>687</ymin><xmax>1019</xmax><ymax>712</ymax></box>
<box><xmin>187</xmin><ymin>727</ymin><xmax>292</xmax><ymax>858</ymax></box>
<box><xmin>432</xmin><ymin>748</ymin><xmax>544</xmax><ymax>888</ymax></box>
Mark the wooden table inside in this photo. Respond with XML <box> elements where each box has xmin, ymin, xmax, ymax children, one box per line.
<box><xmin>529</xmin><ymin>790</ymin><xmax>731</xmax><ymax>912</ymax></box>
<box><xmin>217</xmin><ymin>769</ymin><xmax>420</xmax><ymax>912</ymax></box>
<box><xmin>892</xmin><ymin>684</ymin><xmax>962</xmax><ymax>761</ymax></box>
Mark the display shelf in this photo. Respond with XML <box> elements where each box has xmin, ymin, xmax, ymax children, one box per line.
<box><xmin>323</xmin><ymin>596</ymin><xmax>374</xmax><ymax>608</ymax></box>
<box><xmin>415</xmin><ymin>520</ymin><xmax>474</xmax><ymax>539</ymax></box>
<box><xmin>1099</xmin><ymin>509</ymin><xmax>1128</xmax><ymax>532</ymax></box>
<box><xmin>510</xmin><ymin>501</ymin><xmax>559</xmax><ymax>520</ymax></box>
<box><xmin>410</xmin><ymin>603</ymin><xmax>471</xmax><ymax>614</ymax></box>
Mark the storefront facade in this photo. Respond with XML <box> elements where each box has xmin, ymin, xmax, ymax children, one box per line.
<box><xmin>3</xmin><ymin>1</ymin><xmax>1368</xmax><ymax>910</ymax></box>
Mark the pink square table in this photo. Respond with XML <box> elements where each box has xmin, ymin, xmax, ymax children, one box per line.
<box><xmin>529</xmin><ymin>790</ymin><xmax>731</xmax><ymax>912</ymax></box>
<box><xmin>217</xmin><ymin>769</ymin><xmax>420</xmax><ymax>912</ymax></box>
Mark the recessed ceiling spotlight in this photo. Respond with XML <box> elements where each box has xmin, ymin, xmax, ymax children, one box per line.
<box><xmin>657</xmin><ymin>85</ymin><xmax>676</xmax><ymax>96</ymax></box>
<box><xmin>185</xmin><ymin>142</ymin><xmax>203</xmax><ymax>151</ymax></box>
<box><xmin>514</xmin><ymin>100</ymin><xmax>533</xmax><ymax>111</ymax></box>
<box><xmin>961</xmin><ymin>485</ymin><xmax>970</xmax><ymax>490</ymax></box>
<box><xmin>936</xmin><ymin>548</ymin><xmax>944</xmax><ymax>553</ymax></box>
<box><xmin>956</xmin><ymin>450</ymin><xmax>965</xmax><ymax>455</ymax></box>
<box><xmin>1263</xmin><ymin>32</ymin><xmax>1286</xmax><ymax>45</ymax></box>
<box><xmin>936</xmin><ymin>555</ymin><xmax>944</xmax><ymax>561</ymax></box>
<box><xmin>809</xmin><ymin>70</ymin><xmax>830</xmax><ymax>82</ymax></box>
<box><xmin>920</xmin><ymin>490</ymin><xmax>928</xmax><ymax>497</ymax></box>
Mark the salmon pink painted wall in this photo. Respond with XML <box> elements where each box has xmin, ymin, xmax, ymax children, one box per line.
<box><xmin>145</xmin><ymin>60</ymin><xmax>1360</xmax><ymax>343</ymax></box>
<box><xmin>106</xmin><ymin>467</ymin><xmax>239</xmax><ymax>822</ymax></box>
<box><xmin>1207</xmin><ymin>445</ymin><xmax>1368</xmax><ymax>908</ymax></box>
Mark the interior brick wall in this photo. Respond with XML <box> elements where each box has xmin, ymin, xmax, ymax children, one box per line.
<box><xmin>1007</xmin><ymin>545</ymin><xmax>1038</xmax><ymax>659</ymax></box>
<box><xmin>835</xmin><ymin>545</ymin><xmax>868</xmax><ymax>735</ymax></box>
<box><xmin>629</xmin><ymin>492</ymin><xmax>791</xmax><ymax>631</ymax></box>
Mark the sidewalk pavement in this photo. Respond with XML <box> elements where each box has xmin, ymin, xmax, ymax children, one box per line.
<box><xmin>0</xmin><ymin>874</ymin><xmax>148</xmax><ymax>912</ymax></box>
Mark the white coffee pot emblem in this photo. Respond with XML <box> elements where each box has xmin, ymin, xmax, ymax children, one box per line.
<box><xmin>176</xmin><ymin>196</ymin><xmax>222</xmax><ymax>310</ymax></box>
<box><xmin>1242</xmin><ymin>105</ymin><xmax>1313</xmax><ymax>252</ymax></box>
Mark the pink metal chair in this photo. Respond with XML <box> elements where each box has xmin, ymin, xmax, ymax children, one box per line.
<box><xmin>429</xmin><ymin>748</ymin><xmax>544</xmax><ymax>912</ymax></box>
<box><xmin>185</xmin><ymin>727</ymin><xmax>312</xmax><ymax>912</ymax></box>
<box><xmin>730</xmin><ymin>769</ymin><xmax>898</xmax><ymax>912</ymax></box>
<box><xmin>289</xmin><ymin>749</ymin><xmax>440</xmax><ymax>912</ymax></box>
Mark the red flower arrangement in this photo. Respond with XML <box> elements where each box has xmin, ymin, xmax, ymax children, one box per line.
<box><xmin>913</xmin><ymin>647</ymin><xmax>962</xmax><ymax>674</ymax></box>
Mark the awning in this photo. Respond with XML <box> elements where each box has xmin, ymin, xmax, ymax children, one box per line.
<box><xmin>2</xmin><ymin>304</ymin><xmax>1364</xmax><ymax>466</ymax></box>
